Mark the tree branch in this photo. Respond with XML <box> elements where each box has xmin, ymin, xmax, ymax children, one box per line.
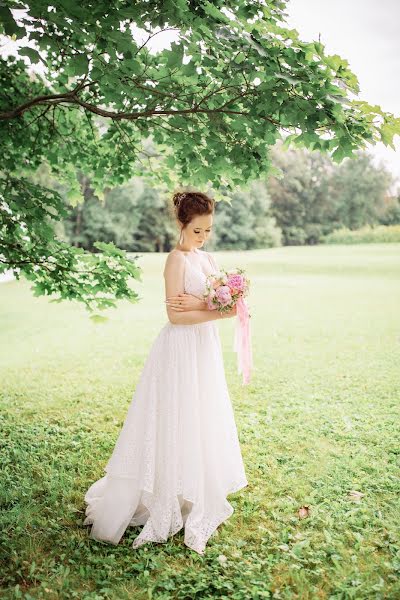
<box><xmin>0</xmin><ymin>89</ymin><xmax>280</xmax><ymax>127</ymax></box>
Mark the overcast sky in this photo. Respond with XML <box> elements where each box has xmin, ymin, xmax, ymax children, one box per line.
<box><xmin>285</xmin><ymin>0</ymin><xmax>400</xmax><ymax>188</ymax></box>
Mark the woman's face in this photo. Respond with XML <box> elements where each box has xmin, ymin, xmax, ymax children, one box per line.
<box><xmin>182</xmin><ymin>214</ymin><xmax>213</xmax><ymax>249</ymax></box>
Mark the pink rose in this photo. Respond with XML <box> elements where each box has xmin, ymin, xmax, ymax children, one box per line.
<box><xmin>216</xmin><ymin>285</ymin><xmax>232</xmax><ymax>306</ymax></box>
<box><xmin>227</xmin><ymin>273</ymin><xmax>245</xmax><ymax>292</ymax></box>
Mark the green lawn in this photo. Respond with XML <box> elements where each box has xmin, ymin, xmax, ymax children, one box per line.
<box><xmin>1</xmin><ymin>243</ymin><xmax>399</xmax><ymax>599</ymax></box>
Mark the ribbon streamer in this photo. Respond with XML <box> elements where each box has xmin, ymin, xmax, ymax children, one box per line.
<box><xmin>233</xmin><ymin>296</ymin><xmax>253</xmax><ymax>385</ymax></box>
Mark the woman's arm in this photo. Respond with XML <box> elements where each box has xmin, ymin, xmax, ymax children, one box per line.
<box><xmin>163</xmin><ymin>252</ymin><xmax>233</xmax><ymax>325</ymax></box>
<box><xmin>165</xmin><ymin>293</ymin><xmax>208</xmax><ymax>312</ymax></box>
<box><xmin>165</xmin><ymin>251</ymin><xmax>218</xmax><ymax>312</ymax></box>
<box><xmin>171</xmin><ymin>307</ymin><xmax>225</xmax><ymax>325</ymax></box>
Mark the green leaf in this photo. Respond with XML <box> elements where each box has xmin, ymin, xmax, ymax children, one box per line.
<box><xmin>234</xmin><ymin>52</ymin><xmax>246</xmax><ymax>64</ymax></box>
<box><xmin>331</xmin><ymin>145</ymin><xmax>347</xmax><ymax>163</ymax></box>
<box><xmin>326</xmin><ymin>93</ymin><xmax>349</xmax><ymax>106</ymax></box>
<box><xmin>71</xmin><ymin>54</ymin><xmax>89</xmax><ymax>76</ymax></box>
<box><xmin>276</xmin><ymin>73</ymin><xmax>302</xmax><ymax>85</ymax></box>
<box><xmin>89</xmin><ymin>314</ymin><xmax>109</xmax><ymax>323</ymax></box>
<box><xmin>166</xmin><ymin>43</ymin><xmax>184</xmax><ymax>68</ymax></box>
<box><xmin>202</xmin><ymin>2</ymin><xmax>230</xmax><ymax>23</ymax></box>
<box><xmin>325</xmin><ymin>53</ymin><xmax>347</xmax><ymax>71</ymax></box>
<box><xmin>380</xmin><ymin>121</ymin><xmax>400</xmax><ymax>150</ymax></box>
<box><xmin>282</xmin><ymin>133</ymin><xmax>299</xmax><ymax>149</ymax></box>
<box><xmin>19</xmin><ymin>47</ymin><xmax>42</xmax><ymax>64</ymax></box>
<box><xmin>66</xmin><ymin>189</ymin><xmax>84</xmax><ymax>207</ymax></box>
<box><xmin>0</xmin><ymin>6</ymin><xmax>25</xmax><ymax>38</ymax></box>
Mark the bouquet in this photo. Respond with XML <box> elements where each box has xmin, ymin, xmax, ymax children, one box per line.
<box><xmin>203</xmin><ymin>268</ymin><xmax>253</xmax><ymax>385</ymax></box>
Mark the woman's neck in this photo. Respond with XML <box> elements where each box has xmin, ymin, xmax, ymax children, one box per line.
<box><xmin>174</xmin><ymin>245</ymin><xmax>198</xmax><ymax>254</ymax></box>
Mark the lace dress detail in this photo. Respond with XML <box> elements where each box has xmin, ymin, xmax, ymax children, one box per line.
<box><xmin>83</xmin><ymin>249</ymin><xmax>248</xmax><ymax>555</ymax></box>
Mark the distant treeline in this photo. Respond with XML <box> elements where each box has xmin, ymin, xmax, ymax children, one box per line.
<box><xmin>49</xmin><ymin>141</ymin><xmax>399</xmax><ymax>251</ymax></box>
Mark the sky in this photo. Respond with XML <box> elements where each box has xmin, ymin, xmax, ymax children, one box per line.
<box><xmin>285</xmin><ymin>0</ymin><xmax>400</xmax><ymax>190</ymax></box>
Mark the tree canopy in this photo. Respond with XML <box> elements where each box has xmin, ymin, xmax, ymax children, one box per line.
<box><xmin>1</xmin><ymin>0</ymin><xmax>399</xmax><ymax>316</ymax></box>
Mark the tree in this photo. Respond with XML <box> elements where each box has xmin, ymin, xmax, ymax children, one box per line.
<box><xmin>268</xmin><ymin>142</ymin><xmax>337</xmax><ymax>245</ymax></box>
<box><xmin>1</xmin><ymin>0</ymin><xmax>399</xmax><ymax>315</ymax></box>
<box><xmin>268</xmin><ymin>142</ymin><xmax>395</xmax><ymax>244</ymax></box>
<box><xmin>212</xmin><ymin>180</ymin><xmax>281</xmax><ymax>250</ymax></box>
<box><xmin>131</xmin><ymin>186</ymin><xmax>176</xmax><ymax>252</ymax></box>
<box><xmin>328</xmin><ymin>154</ymin><xmax>394</xmax><ymax>230</ymax></box>
<box><xmin>377</xmin><ymin>193</ymin><xmax>400</xmax><ymax>226</ymax></box>
<box><xmin>64</xmin><ymin>177</ymin><xmax>145</xmax><ymax>251</ymax></box>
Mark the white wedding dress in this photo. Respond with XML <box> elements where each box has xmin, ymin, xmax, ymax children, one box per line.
<box><xmin>83</xmin><ymin>249</ymin><xmax>248</xmax><ymax>554</ymax></box>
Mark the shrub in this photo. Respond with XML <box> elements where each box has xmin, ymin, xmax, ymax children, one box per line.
<box><xmin>322</xmin><ymin>224</ymin><xmax>400</xmax><ymax>244</ymax></box>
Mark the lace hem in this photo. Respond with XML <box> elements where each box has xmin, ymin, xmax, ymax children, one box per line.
<box><xmin>84</xmin><ymin>476</ymin><xmax>248</xmax><ymax>555</ymax></box>
<box><xmin>131</xmin><ymin>477</ymin><xmax>248</xmax><ymax>555</ymax></box>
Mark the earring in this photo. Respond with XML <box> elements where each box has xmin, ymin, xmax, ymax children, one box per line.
<box><xmin>179</xmin><ymin>230</ymin><xmax>183</xmax><ymax>245</ymax></box>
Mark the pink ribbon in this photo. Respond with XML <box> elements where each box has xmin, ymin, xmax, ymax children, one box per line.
<box><xmin>233</xmin><ymin>296</ymin><xmax>253</xmax><ymax>385</ymax></box>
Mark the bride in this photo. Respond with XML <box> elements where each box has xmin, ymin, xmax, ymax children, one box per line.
<box><xmin>83</xmin><ymin>190</ymin><xmax>248</xmax><ymax>555</ymax></box>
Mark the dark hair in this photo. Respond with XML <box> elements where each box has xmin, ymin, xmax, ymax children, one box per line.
<box><xmin>172</xmin><ymin>190</ymin><xmax>215</xmax><ymax>226</ymax></box>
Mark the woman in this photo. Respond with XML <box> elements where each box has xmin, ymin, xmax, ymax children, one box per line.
<box><xmin>83</xmin><ymin>190</ymin><xmax>248</xmax><ymax>555</ymax></box>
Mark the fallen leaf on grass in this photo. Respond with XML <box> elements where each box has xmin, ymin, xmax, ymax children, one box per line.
<box><xmin>348</xmin><ymin>490</ymin><xmax>365</xmax><ymax>502</ymax></box>
<box><xmin>297</xmin><ymin>505</ymin><xmax>310</xmax><ymax>519</ymax></box>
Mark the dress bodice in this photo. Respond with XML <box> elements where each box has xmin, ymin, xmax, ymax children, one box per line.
<box><xmin>183</xmin><ymin>250</ymin><xmax>215</xmax><ymax>299</ymax></box>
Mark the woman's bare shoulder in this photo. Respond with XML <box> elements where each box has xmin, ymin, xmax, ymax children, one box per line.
<box><xmin>166</xmin><ymin>248</ymin><xmax>186</xmax><ymax>261</ymax></box>
<box><xmin>163</xmin><ymin>249</ymin><xmax>185</xmax><ymax>274</ymax></box>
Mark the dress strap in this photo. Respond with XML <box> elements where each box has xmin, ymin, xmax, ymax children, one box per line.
<box><xmin>206</xmin><ymin>252</ymin><xmax>217</xmax><ymax>272</ymax></box>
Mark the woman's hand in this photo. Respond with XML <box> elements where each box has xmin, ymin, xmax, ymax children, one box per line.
<box><xmin>165</xmin><ymin>293</ymin><xmax>207</xmax><ymax>311</ymax></box>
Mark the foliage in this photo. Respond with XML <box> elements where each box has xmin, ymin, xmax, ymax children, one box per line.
<box><xmin>64</xmin><ymin>177</ymin><xmax>141</xmax><ymax>252</ymax></box>
<box><xmin>0</xmin><ymin>173</ymin><xmax>142</xmax><ymax>315</ymax></box>
<box><xmin>129</xmin><ymin>186</ymin><xmax>177</xmax><ymax>252</ymax></box>
<box><xmin>37</xmin><ymin>166</ymin><xmax>281</xmax><ymax>253</ymax></box>
<box><xmin>27</xmin><ymin>145</ymin><xmax>397</xmax><ymax>256</ymax></box>
<box><xmin>377</xmin><ymin>196</ymin><xmax>400</xmax><ymax>226</ymax></box>
<box><xmin>322</xmin><ymin>224</ymin><xmax>400</xmax><ymax>244</ymax></box>
<box><xmin>268</xmin><ymin>143</ymin><xmax>342</xmax><ymax>245</ymax></box>
<box><xmin>267</xmin><ymin>143</ymin><xmax>396</xmax><ymax>245</ymax></box>
<box><xmin>212</xmin><ymin>180</ymin><xmax>282</xmax><ymax>250</ymax></box>
<box><xmin>2</xmin><ymin>0</ymin><xmax>399</xmax><ymax>193</ymax></box>
<box><xmin>327</xmin><ymin>153</ymin><xmax>394</xmax><ymax>230</ymax></box>
<box><xmin>1</xmin><ymin>0</ymin><xmax>400</xmax><ymax>311</ymax></box>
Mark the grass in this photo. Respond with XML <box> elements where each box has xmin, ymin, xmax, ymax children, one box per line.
<box><xmin>0</xmin><ymin>243</ymin><xmax>399</xmax><ymax>600</ymax></box>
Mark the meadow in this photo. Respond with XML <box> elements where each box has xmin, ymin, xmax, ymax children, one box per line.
<box><xmin>0</xmin><ymin>243</ymin><xmax>399</xmax><ymax>599</ymax></box>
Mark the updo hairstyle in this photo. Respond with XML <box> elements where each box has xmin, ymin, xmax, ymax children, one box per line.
<box><xmin>172</xmin><ymin>190</ymin><xmax>215</xmax><ymax>226</ymax></box>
